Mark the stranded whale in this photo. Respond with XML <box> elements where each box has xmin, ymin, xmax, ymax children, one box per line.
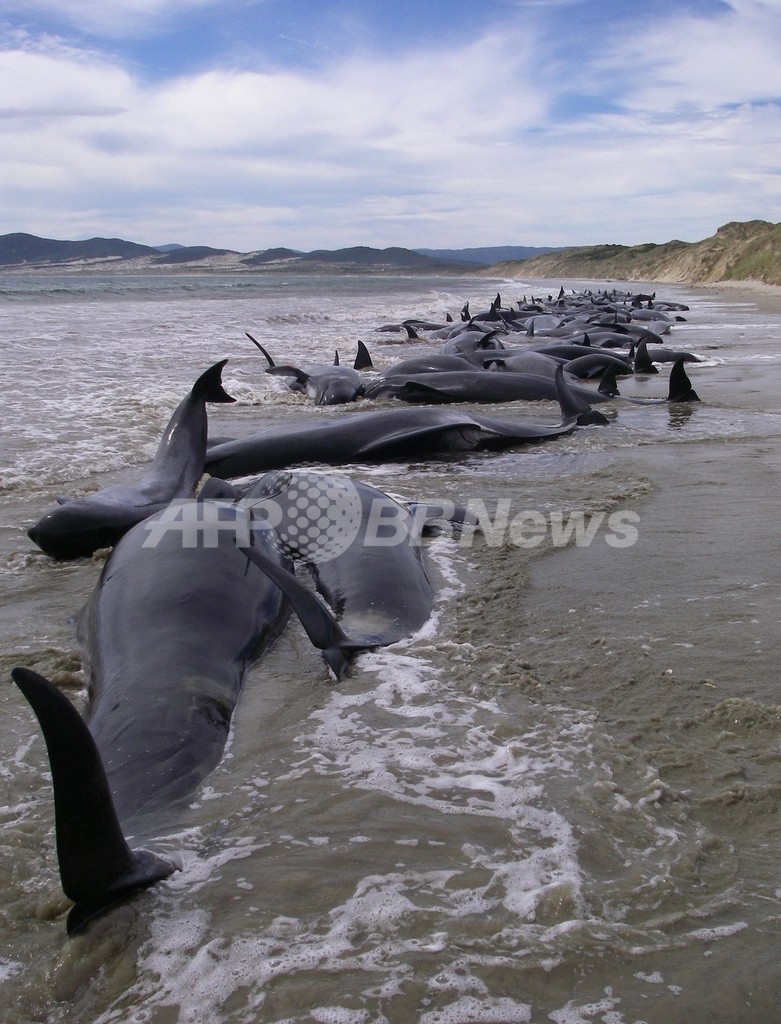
<box><xmin>13</xmin><ymin>492</ymin><xmax>396</xmax><ymax>933</ymax></box>
<box><xmin>205</xmin><ymin>365</ymin><xmax>606</xmax><ymax>478</ymax></box>
<box><xmin>13</xmin><ymin>461</ymin><xmax>458</xmax><ymax>933</ymax></box>
<box><xmin>27</xmin><ymin>361</ymin><xmax>235</xmax><ymax>560</ymax></box>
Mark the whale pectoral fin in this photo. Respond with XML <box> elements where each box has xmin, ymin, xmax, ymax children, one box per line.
<box><xmin>406</xmin><ymin>501</ymin><xmax>481</xmax><ymax>537</ymax></box>
<box><xmin>198</xmin><ymin>476</ymin><xmax>242</xmax><ymax>501</ymax></box>
<box><xmin>55</xmin><ymin>495</ymin><xmax>74</xmax><ymax>505</ymax></box>
<box><xmin>266</xmin><ymin>365</ymin><xmax>310</xmax><ymax>385</ymax></box>
<box><xmin>356</xmin><ymin>418</ymin><xmax>478</xmax><ymax>456</ymax></box>
<box><xmin>245</xmin><ymin>332</ymin><xmax>276</xmax><ymax>367</ymax></box>
<box><xmin>398</xmin><ymin>381</ymin><xmax>453</xmax><ymax>402</ymax></box>
<box><xmin>668</xmin><ymin>358</ymin><xmax>700</xmax><ymax>402</ymax></box>
<box><xmin>236</xmin><ymin>539</ymin><xmax>372</xmax><ymax>679</ymax></box>
<box><xmin>11</xmin><ymin>667</ymin><xmax>177</xmax><ymax>935</ymax></box>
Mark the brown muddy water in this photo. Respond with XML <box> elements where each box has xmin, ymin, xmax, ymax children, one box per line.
<box><xmin>0</xmin><ymin>273</ymin><xmax>779</xmax><ymax>1023</ymax></box>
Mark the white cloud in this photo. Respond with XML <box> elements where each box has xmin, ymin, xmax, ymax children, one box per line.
<box><xmin>594</xmin><ymin>2</ymin><xmax>781</xmax><ymax>113</ymax></box>
<box><xmin>1</xmin><ymin>3</ymin><xmax>779</xmax><ymax>249</ymax></box>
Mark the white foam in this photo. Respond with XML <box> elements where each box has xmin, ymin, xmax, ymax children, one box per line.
<box><xmin>418</xmin><ymin>996</ymin><xmax>532</xmax><ymax>1023</ymax></box>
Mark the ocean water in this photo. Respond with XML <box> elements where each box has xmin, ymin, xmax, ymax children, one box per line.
<box><xmin>1</xmin><ymin>271</ymin><xmax>780</xmax><ymax>1023</ymax></box>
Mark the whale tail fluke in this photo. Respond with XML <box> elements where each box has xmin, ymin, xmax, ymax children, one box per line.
<box><xmin>11</xmin><ymin>667</ymin><xmax>176</xmax><ymax>935</ymax></box>
<box><xmin>192</xmin><ymin>359</ymin><xmax>236</xmax><ymax>404</ymax></box>
<box><xmin>668</xmin><ymin>358</ymin><xmax>700</xmax><ymax>402</ymax></box>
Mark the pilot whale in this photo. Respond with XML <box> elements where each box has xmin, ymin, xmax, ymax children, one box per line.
<box><xmin>205</xmin><ymin>366</ymin><xmax>606</xmax><ymax>479</ymax></box>
<box><xmin>362</xmin><ymin>367</ymin><xmax>613</xmax><ymax>405</ymax></box>
<box><xmin>13</xmin><ymin>496</ymin><xmax>378</xmax><ymax>934</ymax></box>
<box><xmin>27</xmin><ymin>361</ymin><xmax>235</xmax><ymax>560</ymax></box>
<box><xmin>248</xmin><ymin>332</ymin><xmax>373</xmax><ymax>405</ymax></box>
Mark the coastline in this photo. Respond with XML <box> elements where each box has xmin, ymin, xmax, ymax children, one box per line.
<box><xmin>4</xmin><ymin>260</ymin><xmax>781</xmax><ymax>311</ymax></box>
<box><xmin>699</xmin><ymin>278</ymin><xmax>781</xmax><ymax>313</ymax></box>
<box><xmin>498</xmin><ymin>272</ymin><xmax>781</xmax><ymax>310</ymax></box>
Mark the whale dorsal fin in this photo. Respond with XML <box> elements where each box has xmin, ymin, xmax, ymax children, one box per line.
<box><xmin>11</xmin><ymin>667</ymin><xmax>176</xmax><ymax>934</ymax></box>
<box><xmin>668</xmin><ymin>358</ymin><xmax>700</xmax><ymax>402</ymax></box>
<box><xmin>191</xmin><ymin>360</ymin><xmax>236</xmax><ymax>403</ymax></box>
<box><xmin>633</xmin><ymin>339</ymin><xmax>659</xmax><ymax>374</ymax></box>
<box><xmin>554</xmin><ymin>365</ymin><xmax>609</xmax><ymax>426</ymax></box>
<box><xmin>353</xmin><ymin>340</ymin><xmax>373</xmax><ymax>370</ymax></box>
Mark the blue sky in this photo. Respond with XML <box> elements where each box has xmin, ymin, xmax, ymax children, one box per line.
<box><xmin>1</xmin><ymin>0</ymin><xmax>779</xmax><ymax>251</ymax></box>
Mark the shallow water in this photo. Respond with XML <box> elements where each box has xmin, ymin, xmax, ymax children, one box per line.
<box><xmin>1</xmin><ymin>272</ymin><xmax>779</xmax><ymax>1023</ymax></box>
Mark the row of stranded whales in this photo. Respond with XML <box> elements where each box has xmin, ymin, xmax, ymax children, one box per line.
<box><xmin>14</xmin><ymin>286</ymin><xmax>705</xmax><ymax>934</ymax></box>
<box><xmin>249</xmin><ymin>287</ymin><xmax>701</xmax><ymax>408</ymax></box>
<box><xmin>361</xmin><ymin>357</ymin><xmax>699</xmax><ymax>406</ymax></box>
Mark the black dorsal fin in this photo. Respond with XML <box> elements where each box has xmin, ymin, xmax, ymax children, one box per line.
<box><xmin>11</xmin><ymin>667</ymin><xmax>176</xmax><ymax>935</ymax></box>
<box><xmin>353</xmin><ymin>340</ymin><xmax>374</xmax><ymax>370</ymax></box>
<box><xmin>668</xmin><ymin>358</ymin><xmax>700</xmax><ymax>402</ymax></box>
<box><xmin>598</xmin><ymin>364</ymin><xmax>621</xmax><ymax>397</ymax></box>
<box><xmin>191</xmin><ymin>360</ymin><xmax>236</xmax><ymax>403</ymax></box>
<box><xmin>554</xmin><ymin>365</ymin><xmax>608</xmax><ymax>425</ymax></box>
<box><xmin>633</xmin><ymin>339</ymin><xmax>658</xmax><ymax>374</ymax></box>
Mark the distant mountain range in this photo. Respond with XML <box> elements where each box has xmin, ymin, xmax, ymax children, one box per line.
<box><xmin>0</xmin><ymin>232</ymin><xmax>562</xmax><ymax>274</ymax></box>
<box><xmin>1</xmin><ymin>226</ymin><xmax>778</xmax><ymax>287</ymax></box>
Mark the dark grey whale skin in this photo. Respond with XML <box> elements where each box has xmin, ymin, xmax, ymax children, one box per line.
<box><xmin>13</xmin><ymin>501</ymin><xmax>291</xmax><ymax>934</ymax></box>
<box><xmin>205</xmin><ymin>365</ymin><xmax>602</xmax><ymax>479</ymax></box>
<box><xmin>78</xmin><ymin>503</ymin><xmax>292</xmax><ymax>832</ymax></box>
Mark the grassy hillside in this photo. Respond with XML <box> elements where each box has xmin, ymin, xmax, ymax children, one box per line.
<box><xmin>490</xmin><ymin>221</ymin><xmax>781</xmax><ymax>287</ymax></box>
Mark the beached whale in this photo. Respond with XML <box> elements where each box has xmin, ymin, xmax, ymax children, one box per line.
<box><xmin>27</xmin><ymin>361</ymin><xmax>235</xmax><ymax>560</ymax></box>
<box><xmin>205</xmin><ymin>366</ymin><xmax>607</xmax><ymax>479</ymax></box>
<box><xmin>248</xmin><ymin>332</ymin><xmax>373</xmax><ymax>405</ymax></box>
<box><xmin>13</xmin><ymin>494</ymin><xmax>386</xmax><ymax>933</ymax></box>
<box><xmin>362</xmin><ymin>367</ymin><xmax>613</xmax><ymax>405</ymax></box>
<box><xmin>633</xmin><ymin>339</ymin><xmax>701</xmax><ymax>373</ymax></box>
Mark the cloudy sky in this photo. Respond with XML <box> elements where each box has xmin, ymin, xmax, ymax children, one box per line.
<box><xmin>1</xmin><ymin>0</ymin><xmax>779</xmax><ymax>251</ymax></box>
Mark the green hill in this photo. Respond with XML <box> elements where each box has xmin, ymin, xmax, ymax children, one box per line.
<box><xmin>490</xmin><ymin>221</ymin><xmax>781</xmax><ymax>287</ymax></box>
